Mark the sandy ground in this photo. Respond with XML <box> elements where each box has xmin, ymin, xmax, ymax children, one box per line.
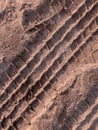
<box><xmin>0</xmin><ymin>0</ymin><xmax>98</xmax><ymax>130</ymax></box>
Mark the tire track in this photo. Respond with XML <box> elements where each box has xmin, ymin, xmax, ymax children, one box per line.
<box><xmin>0</xmin><ymin>1</ymin><xmax>97</xmax><ymax>123</ymax></box>
<box><xmin>0</xmin><ymin>0</ymin><xmax>85</xmax><ymax>91</ymax></box>
<box><xmin>80</xmin><ymin>108</ymin><xmax>98</xmax><ymax>130</ymax></box>
<box><xmin>23</xmin><ymin>0</ymin><xmax>65</xmax><ymax>31</ymax></box>
<box><xmin>72</xmin><ymin>88</ymin><xmax>98</xmax><ymax>130</ymax></box>
<box><xmin>1</xmin><ymin>0</ymin><xmax>98</xmax><ymax>129</ymax></box>
<box><xmin>5</xmin><ymin>21</ymin><xmax>98</xmax><ymax>130</ymax></box>
<box><xmin>0</xmin><ymin>3</ymin><xmax>70</xmax><ymax>100</ymax></box>
<box><xmin>0</xmin><ymin>0</ymin><xmax>87</xmax><ymax>111</ymax></box>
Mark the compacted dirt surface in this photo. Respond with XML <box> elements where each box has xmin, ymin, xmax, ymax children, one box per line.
<box><xmin>0</xmin><ymin>0</ymin><xmax>98</xmax><ymax>130</ymax></box>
